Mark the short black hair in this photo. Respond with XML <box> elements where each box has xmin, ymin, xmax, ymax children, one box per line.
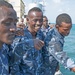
<box><xmin>28</xmin><ymin>7</ymin><xmax>43</xmax><ymax>15</ymax></box>
<box><xmin>56</xmin><ymin>13</ymin><xmax>72</xmax><ymax>26</ymax></box>
<box><xmin>0</xmin><ymin>0</ymin><xmax>13</xmax><ymax>8</ymax></box>
<box><xmin>43</xmin><ymin>16</ymin><xmax>47</xmax><ymax>18</ymax></box>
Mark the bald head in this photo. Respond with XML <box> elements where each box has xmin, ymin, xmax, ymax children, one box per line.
<box><xmin>28</xmin><ymin>7</ymin><xmax>43</xmax><ymax>16</ymax></box>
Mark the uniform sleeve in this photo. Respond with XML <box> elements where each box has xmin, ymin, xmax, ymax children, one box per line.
<box><xmin>10</xmin><ymin>39</ymin><xmax>34</xmax><ymax>75</ymax></box>
<box><xmin>47</xmin><ymin>38</ymin><xmax>75</xmax><ymax>69</ymax></box>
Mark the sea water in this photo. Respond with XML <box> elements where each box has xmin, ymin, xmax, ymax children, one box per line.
<box><xmin>60</xmin><ymin>24</ymin><xmax>75</xmax><ymax>75</ymax></box>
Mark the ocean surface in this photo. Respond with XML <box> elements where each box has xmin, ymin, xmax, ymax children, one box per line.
<box><xmin>60</xmin><ymin>24</ymin><xmax>75</xmax><ymax>75</ymax></box>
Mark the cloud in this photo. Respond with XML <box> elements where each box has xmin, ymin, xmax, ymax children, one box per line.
<box><xmin>52</xmin><ymin>0</ymin><xmax>61</xmax><ymax>3</ymax></box>
<box><xmin>58</xmin><ymin>7</ymin><xmax>70</xmax><ymax>14</ymax></box>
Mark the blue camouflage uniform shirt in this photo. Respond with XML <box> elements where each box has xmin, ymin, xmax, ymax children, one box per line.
<box><xmin>41</xmin><ymin>25</ymin><xmax>50</xmax><ymax>37</ymax></box>
<box><xmin>44</xmin><ymin>26</ymin><xmax>75</xmax><ymax>75</ymax></box>
<box><xmin>0</xmin><ymin>44</ymin><xmax>9</xmax><ymax>75</ymax></box>
<box><xmin>9</xmin><ymin>35</ymin><xmax>29</xmax><ymax>75</ymax></box>
<box><xmin>18</xmin><ymin>28</ymin><xmax>45</xmax><ymax>75</ymax></box>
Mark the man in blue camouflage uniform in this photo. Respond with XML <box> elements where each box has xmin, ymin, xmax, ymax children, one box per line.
<box><xmin>41</xmin><ymin>16</ymin><xmax>60</xmax><ymax>75</ymax></box>
<box><xmin>0</xmin><ymin>0</ymin><xmax>17</xmax><ymax>75</ymax></box>
<box><xmin>10</xmin><ymin>7</ymin><xmax>45</xmax><ymax>75</ymax></box>
<box><xmin>19</xmin><ymin>7</ymin><xmax>45</xmax><ymax>75</ymax></box>
<box><xmin>41</xmin><ymin>16</ymin><xmax>50</xmax><ymax>37</ymax></box>
<box><xmin>44</xmin><ymin>13</ymin><xmax>75</xmax><ymax>75</ymax></box>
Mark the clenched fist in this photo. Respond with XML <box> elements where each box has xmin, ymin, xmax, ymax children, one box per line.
<box><xmin>33</xmin><ymin>39</ymin><xmax>44</xmax><ymax>50</ymax></box>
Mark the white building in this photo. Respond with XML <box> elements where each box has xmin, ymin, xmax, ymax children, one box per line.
<box><xmin>5</xmin><ymin>0</ymin><xmax>25</xmax><ymax>21</ymax></box>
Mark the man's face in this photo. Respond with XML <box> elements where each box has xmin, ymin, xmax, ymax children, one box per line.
<box><xmin>43</xmin><ymin>17</ymin><xmax>48</xmax><ymax>27</ymax></box>
<box><xmin>57</xmin><ymin>22</ymin><xmax>72</xmax><ymax>36</ymax></box>
<box><xmin>27</xmin><ymin>11</ymin><xmax>43</xmax><ymax>33</ymax></box>
<box><xmin>0</xmin><ymin>6</ymin><xmax>17</xmax><ymax>44</ymax></box>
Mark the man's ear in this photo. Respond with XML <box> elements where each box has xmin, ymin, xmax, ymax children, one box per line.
<box><xmin>26</xmin><ymin>17</ymin><xmax>29</xmax><ymax>22</ymax></box>
<box><xmin>55</xmin><ymin>24</ymin><xmax>59</xmax><ymax>28</ymax></box>
<box><xmin>26</xmin><ymin>17</ymin><xmax>30</xmax><ymax>25</ymax></box>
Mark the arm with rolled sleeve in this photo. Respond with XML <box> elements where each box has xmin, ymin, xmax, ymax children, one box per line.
<box><xmin>45</xmin><ymin>36</ymin><xmax>75</xmax><ymax>71</ymax></box>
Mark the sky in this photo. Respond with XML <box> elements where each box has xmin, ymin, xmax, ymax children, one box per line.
<box><xmin>23</xmin><ymin>0</ymin><xmax>75</xmax><ymax>24</ymax></box>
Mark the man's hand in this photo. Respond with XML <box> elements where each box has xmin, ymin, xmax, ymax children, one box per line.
<box><xmin>33</xmin><ymin>39</ymin><xmax>44</xmax><ymax>50</ymax></box>
<box><xmin>16</xmin><ymin>29</ymin><xmax>24</xmax><ymax>36</ymax></box>
<box><xmin>70</xmin><ymin>67</ymin><xmax>75</xmax><ymax>72</ymax></box>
